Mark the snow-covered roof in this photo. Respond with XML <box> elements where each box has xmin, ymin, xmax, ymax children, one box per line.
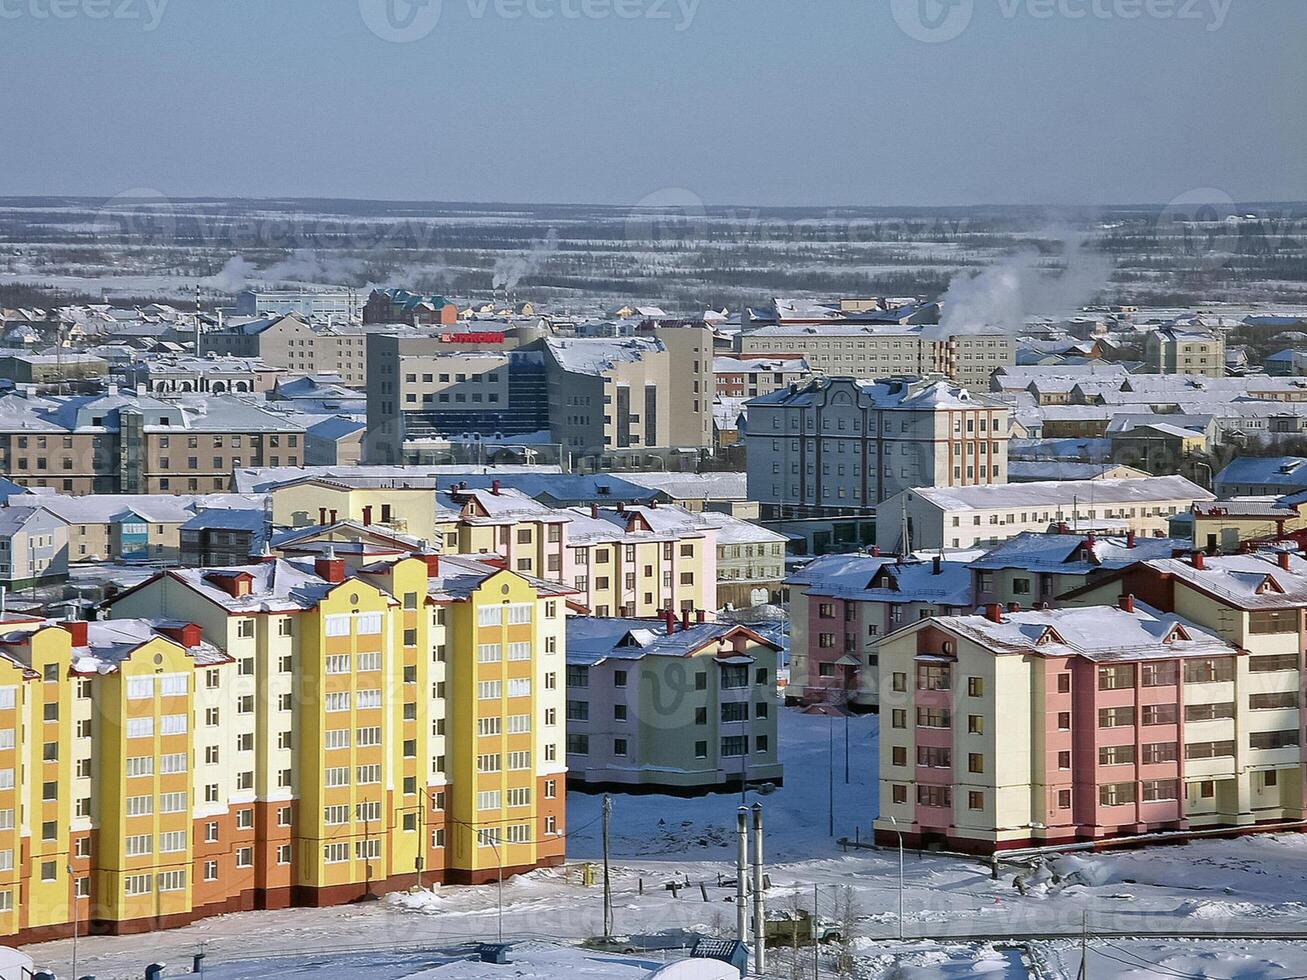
<box><xmin>544</xmin><ymin>336</ymin><xmax>666</xmax><ymax>375</ymax></box>
<box><xmin>785</xmin><ymin>553</ymin><xmax>971</xmax><ymax>605</ymax></box>
<box><xmin>565</xmin><ymin>616</ymin><xmax>777</xmax><ymax>666</ymax></box>
<box><xmin>907</xmin><ymin>476</ymin><xmax>1213</xmax><ymax>513</ymax></box>
<box><xmin>1214</xmin><ymin>456</ymin><xmax>1307</xmax><ymax>489</ymax></box>
<box><xmin>969</xmin><ymin>531</ymin><xmax>1184</xmax><ymax>573</ymax></box>
<box><xmin>926</xmin><ymin>603</ymin><xmax>1233</xmax><ymax>663</ymax></box>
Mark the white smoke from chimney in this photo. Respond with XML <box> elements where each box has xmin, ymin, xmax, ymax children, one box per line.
<box><xmin>927</xmin><ymin>229</ymin><xmax>1113</xmax><ymax>339</ymax></box>
<box><xmin>492</xmin><ymin>228</ymin><xmax>559</xmax><ymax>291</ymax></box>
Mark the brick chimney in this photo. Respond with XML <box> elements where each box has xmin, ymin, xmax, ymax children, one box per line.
<box><xmin>663</xmin><ymin>608</ymin><xmax>676</xmax><ymax>633</ymax></box>
<box><xmin>617</xmin><ymin>502</ymin><xmax>626</xmax><ymax>514</ymax></box>
<box><xmin>159</xmin><ymin>622</ymin><xmax>202</xmax><ymax>648</ymax></box>
<box><xmin>1279</xmin><ymin>551</ymin><xmax>1291</xmax><ymax>571</ymax></box>
<box><xmin>1192</xmin><ymin>551</ymin><xmax>1206</xmax><ymax>570</ymax></box>
<box><xmin>681</xmin><ymin>608</ymin><xmax>691</xmax><ymax>632</ymax></box>
<box><xmin>492</xmin><ymin>480</ymin><xmax>501</xmax><ymax>496</ymax></box>
<box><xmin>985</xmin><ymin>603</ymin><xmax>1003</xmax><ymax>624</ymax></box>
<box><xmin>318</xmin><ymin>507</ymin><xmax>327</xmax><ymax>526</ymax></box>
<box><xmin>1126</xmin><ymin>530</ymin><xmax>1136</xmax><ymax>549</ymax></box>
<box><xmin>1007</xmin><ymin>602</ymin><xmax>1021</xmax><ymax>614</ymax></box>
<box><xmin>1119</xmin><ymin>594</ymin><xmax>1135</xmax><ymax>613</ymax></box>
<box><xmin>696</xmin><ymin>609</ymin><xmax>706</xmax><ymax>624</ymax></box>
<box><xmin>871</xmin><ymin>546</ymin><xmax>881</xmax><ymax>558</ymax></box>
<box><xmin>932</xmin><ymin>555</ymin><xmax>942</xmax><ymax>576</ymax></box>
<box><xmin>60</xmin><ymin>620</ymin><xmax>88</xmax><ymax>647</ymax></box>
<box><xmin>315</xmin><ymin>547</ymin><xmax>345</xmax><ymax>585</ymax></box>
<box><xmin>590</xmin><ymin>503</ymin><xmax>599</xmax><ymax>519</ymax></box>
<box><xmin>421</xmin><ymin>551</ymin><xmax>441</xmax><ymax>577</ymax></box>
<box><xmin>362</xmin><ymin>505</ymin><xmax>372</xmax><ymax>526</ymax></box>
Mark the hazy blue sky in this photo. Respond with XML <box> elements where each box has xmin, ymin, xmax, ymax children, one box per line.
<box><xmin>1</xmin><ymin>0</ymin><xmax>1303</xmax><ymax>206</ymax></box>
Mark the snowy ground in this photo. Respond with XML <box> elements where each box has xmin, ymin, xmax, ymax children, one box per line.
<box><xmin>25</xmin><ymin>710</ymin><xmax>1307</xmax><ymax>979</ymax></box>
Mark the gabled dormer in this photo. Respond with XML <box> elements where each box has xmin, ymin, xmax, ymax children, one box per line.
<box><xmin>625</xmin><ymin>512</ymin><xmax>653</xmax><ymax>534</ymax></box>
<box><xmin>1162</xmin><ymin>623</ymin><xmax>1191</xmax><ymax>645</ymax></box>
<box><xmin>1034</xmin><ymin>626</ymin><xmax>1066</xmax><ymax>647</ymax></box>
<box><xmin>867</xmin><ymin>566</ymin><xmax>899</xmax><ymax>592</ymax></box>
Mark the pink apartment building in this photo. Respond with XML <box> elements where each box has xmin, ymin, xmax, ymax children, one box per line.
<box><xmin>874</xmin><ymin>600</ymin><xmax>1304</xmax><ymax>853</ymax></box>
<box><xmin>785</xmin><ymin>551</ymin><xmax>972</xmax><ymax>710</ymax></box>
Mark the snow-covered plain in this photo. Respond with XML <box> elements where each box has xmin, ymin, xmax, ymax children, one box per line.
<box><xmin>24</xmin><ymin>710</ymin><xmax>1307</xmax><ymax>979</ymax></box>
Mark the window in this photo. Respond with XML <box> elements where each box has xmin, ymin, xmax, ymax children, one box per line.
<box><xmin>968</xmin><ymin>753</ymin><xmax>984</xmax><ymax>774</ymax></box>
<box><xmin>966</xmin><ymin>676</ymin><xmax>983</xmax><ymax>697</ymax></box>
<box><xmin>1142</xmin><ymin>779</ymin><xmax>1178</xmax><ymax>802</ymax></box>
<box><xmin>1185</xmin><ymin>702</ymin><xmax>1235</xmax><ymax>722</ymax></box>
<box><xmin>721</xmin><ymin>736</ymin><xmax>747</xmax><ymax>757</ymax></box>
<box><xmin>1099</xmin><ymin>782</ymin><xmax>1136</xmax><ymax>807</ymax></box>
<box><xmin>1250</xmin><ymin>730</ymin><xmax>1300</xmax><ymax>751</ymax></box>
<box><xmin>1251</xmin><ymin>691</ymin><xmax>1299</xmax><ymax>710</ymax></box>
<box><xmin>915</xmin><ymin>707</ymin><xmax>951</xmax><ymax>728</ymax></box>
<box><xmin>1185</xmin><ymin>740</ymin><xmax>1236</xmax><ymax>760</ymax></box>
<box><xmin>1098</xmin><ymin>665</ymin><xmax>1135</xmax><ymax>691</ymax></box>
<box><xmin>1184</xmin><ymin>658</ymin><xmax>1235</xmax><ymax>683</ymax></box>
<box><xmin>916</xmin><ymin>746</ymin><xmax>950</xmax><ymax>768</ymax></box>
<box><xmin>1056</xmin><ymin>673</ymin><xmax>1071</xmax><ymax>693</ymax></box>
<box><xmin>916</xmin><ymin>786</ymin><xmax>951</xmax><ymax>808</ymax></box>
<box><xmin>1141</xmin><ymin>663</ymin><xmax>1177</xmax><ymax>687</ymax></box>
<box><xmin>968</xmin><ymin>791</ymin><xmax>984</xmax><ymax>811</ymax></box>
<box><xmin>916</xmin><ymin>664</ymin><xmax>951</xmax><ymax>691</ymax></box>
<box><xmin>1249</xmin><ymin>654</ymin><xmax>1299</xmax><ymax>672</ymax></box>
<box><xmin>1098</xmin><ymin>706</ymin><xmax>1135</xmax><ymax>728</ymax></box>
<box><xmin>1143</xmin><ymin>704</ymin><xmax>1178</xmax><ymax>725</ymax></box>
<box><xmin>1142</xmin><ymin>742</ymin><xmax>1178</xmax><ymax>763</ymax></box>
<box><xmin>1099</xmin><ymin>744</ymin><xmax>1135</xmax><ymax>766</ymax></box>
<box><xmin>967</xmin><ymin>715</ymin><xmax>984</xmax><ymax>735</ymax></box>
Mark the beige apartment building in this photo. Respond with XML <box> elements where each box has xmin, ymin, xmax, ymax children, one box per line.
<box><xmin>877</xmin><ymin>476</ymin><xmax>1214</xmax><ymax>553</ymax></box>
<box><xmin>1145</xmin><ymin>327</ymin><xmax>1226</xmax><ymax>377</ymax></box>
<box><xmin>544</xmin><ymin>325</ymin><xmax>714</xmax><ymax>462</ymax></box>
<box><xmin>0</xmin><ymin>390</ymin><xmax>305</xmax><ymax>495</ymax></box>
<box><xmin>745</xmin><ymin>376</ymin><xmax>1011</xmax><ymax>521</ymax></box>
<box><xmin>205</xmin><ymin>315</ymin><xmax>373</xmax><ymax>385</ymax></box>
<box><xmin>737</xmin><ymin>325</ymin><xmax>1014</xmax><ymax>389</ymax></box>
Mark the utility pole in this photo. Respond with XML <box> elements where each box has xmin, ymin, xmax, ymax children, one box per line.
<box><xmin>1077</xmin><ymin>910</ymin><xmax>1088</xmax><ymax>979</ymax></box>
<box><xmin>67</xmin><ymin>863</ymin><xmax>77</xmax><ymax>980</ymax></box>
<box><xmin>602</xmin><ymin>795</ymin><xmax>613</xmax><ymax>939</ymax></box>
<box><xmin>844</xmin><ymin>707</ymin><xmax>850</xmax><ymax>785</ymax></box>
<box><xmin>827</xmin><ymin>713</ymin><xmax>834</xmax><ymax>837</ymax></box>
<box><xmin>751</xmin><ymin>803</ymin><xmax>765</xmax><ymax>978</ymax></box>
<box><xmin>813</xmin><ymin>883</ymin><xmax>820</xmax><ymax>980</ymax></box>
<box><xmin>735</xmin><ymin>807</ymin><xmax>749</xmax><ymax>945</ymax></box>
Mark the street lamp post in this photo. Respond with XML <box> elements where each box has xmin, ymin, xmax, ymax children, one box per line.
<box><xmin>67</xmin><ymin>864</ymin><xmax>78</xmax><ymax>980</ymax></box>
<box><xmin>886</xmin><ymin>816</ymin><xmax>904</xmax><ymax>941</ymax></box>
<box><xmin>486</xmin><ymin>834</ymin><xmax>504</xmax><ymax>942</ymax></box>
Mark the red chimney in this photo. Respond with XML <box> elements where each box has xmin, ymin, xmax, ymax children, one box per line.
<box><xmin>1119</xmin><ymin>594</ymin><xmax>1135</xmax><ymax>613</ymax></box>
<box><xmin>663</xmin><ymin>608</ymin><xmax>676</xmax><ymax>633</ymax></box>
<box><xmin>985</xmin><ymin>603</ymin><xmax>1003</xmax><ymax>624</ymax></box>
<box><xmin>1057</xmin><ymin>521</ymin><xmax>1069</xmax><ymax>534</ymax></box>
<box><xmin>649</xmin><ymin>499</ymin><xmax>658</xmax><ymax>509</ymax></box>
<box><xmin>696</xmin><ymin>609</ymin><xmax>706</xmax><ymax>624</ymax></box>
<box><xmin>871</xmin><ymin>546</ymin><xmax>881</xmax><ymax>558</ymax></box>
<box><xmin>590</xmin><ymin>503</ymin><xmax>599</xmax><ymax>519</ymax></box>
<box><xmin>1192</xmin><ymin>551</ymin><xmax>1206</xmax><ymax>570</ymax></box>
<box><xmin>159</xmin><ymin>622</ymin><xmax>202</xmax><ymax>648</ymax></box>
<box><xmin>60</xmin><ymin>620</ymin><xmax>88</xmax><ymax>648</ymax></box>
<box><xmin>318</xmin><ymin>507</ymin><xmax>327</xmax><ymax>526</ymax></box>
<box><xmin>681</xmin><ymin>608</ymin><xmax>691</xmax><ymax>632</ymax></box>
<box><xmin>1086</xmin><ymin>532</ymin><xmax>1096</xmax><ymax>547</ymax></box>
<box><xmin>329</xmin><ymin>509</ymin><xmax>338</xmax><ymax>524</ymax></box>
<box><xmin>315</xmin><ymin>551</ymin><xmax>345</xmax><ymax>585</ymax></box>
<box><xmin>492</xmin><ymin>480</ymin><xmax>501</xmax><ymax>496</ymax></box>
<box><xmin>1126</xmin><ymin>530</ymin><xmax>1136</xmax><ymax>549</ymax></box>
<box><xmin>1279</xmin><ymin>551</ymin><xmax>1291</xmax><ymax>571</ymax></box>
<box><xmin>1007</xmin><ymin>602</ymin><xmax>1021</xmax><ymax>614</ymax></box>
<box><xmin>421</xmin><ymin>552</ymin><xmax>441</xmax><ymax>577</ymax></box>
<box><xmin>362</xmin><ymin>505</ymin><xmax>373</xmax><ymax>526</ymax></box>
<box><xmin>617</xmin><ymin>502</ymin><xmax>626</xmax><ymax>514</ymax></box>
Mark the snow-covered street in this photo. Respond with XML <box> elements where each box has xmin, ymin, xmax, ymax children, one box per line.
<box><xmin>25</xmin><ymin>709</ymin><xmax>1307</xmax><ymax>978</ymax></box>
